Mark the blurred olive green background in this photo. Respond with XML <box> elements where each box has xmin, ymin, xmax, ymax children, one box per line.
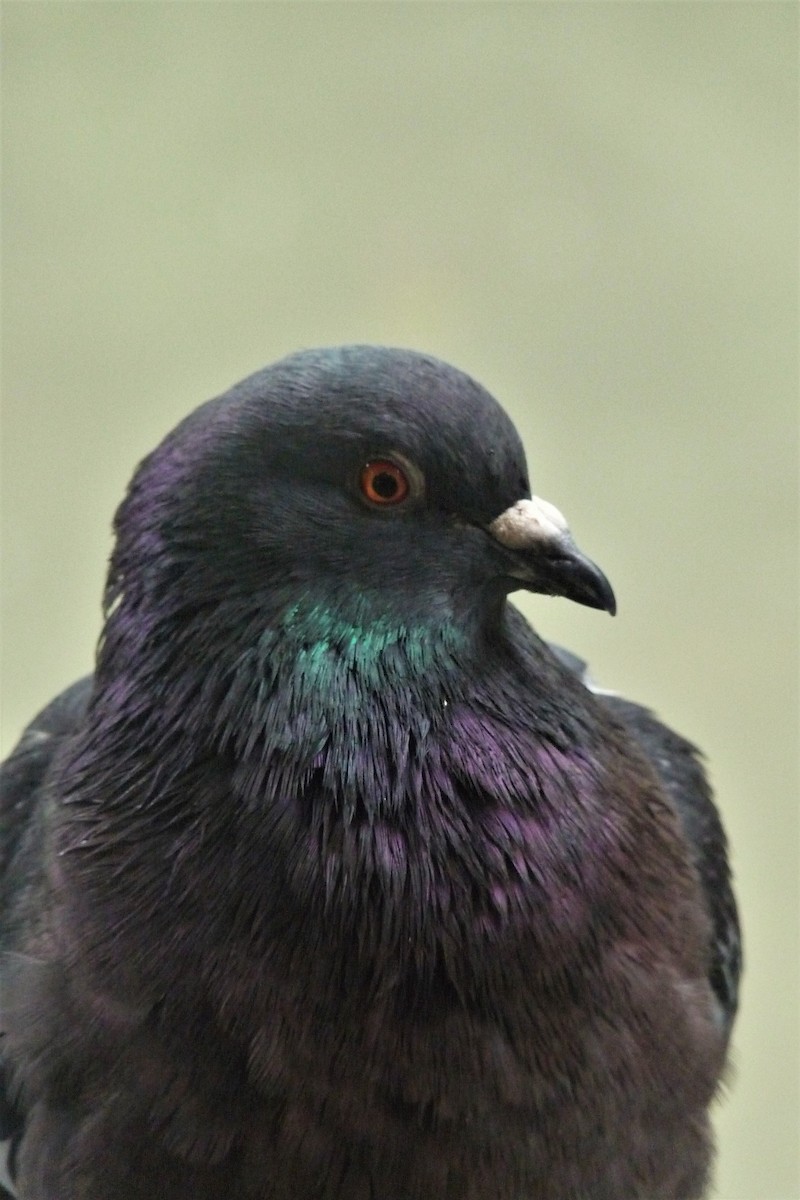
<box><xmin>2</xmin><ymin>4</ymin><xmax>797</xmax><ymax>1196</ymax></box>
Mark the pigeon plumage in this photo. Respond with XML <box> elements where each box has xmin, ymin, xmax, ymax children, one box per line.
<box><xmin>0</xmin><ymin>346</ymin><xmax>739</xmax><ymax>1199</ymax></box>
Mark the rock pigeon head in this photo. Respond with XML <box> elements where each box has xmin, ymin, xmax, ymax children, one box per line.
<box><xmin>109</xmin><ymin>346</ymin><xmax>614</xmax><ymax>647</ymax></box>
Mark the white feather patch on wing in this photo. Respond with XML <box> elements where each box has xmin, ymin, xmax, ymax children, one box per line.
<box><xmin>0</xmin><ymin>1139</ymin><xmax>16</xmax><ymax>1196</ymax></box>
<box><xmin>580</xmin><ymin>666</ymin><xmax>619</xmax><ymax>698</ymax></box>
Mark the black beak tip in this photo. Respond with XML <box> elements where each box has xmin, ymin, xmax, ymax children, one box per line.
<box><xmin>589</xmin><ymin>568</ymin><xmax>617</xmax><ymax>616</ymax></box>
<box><xmin>560</xmin><ymin>551</ymin><xmax>617</xmax><ymax>616</ymax></box>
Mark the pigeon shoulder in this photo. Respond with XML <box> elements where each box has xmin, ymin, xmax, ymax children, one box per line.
<box><xmin>550</xmin><ymin>643</ymin><xmax>741</xmax><ymax>1032</ymax></box>
<box><xmin>1</xmin><ymin>677</ymin><xmax>92</xmax><ymax>1198</ymax></box>
<box><xmin>1</xmin><ymin>677</ymin><xmax>93</xmax><ymax>914</ymax></box>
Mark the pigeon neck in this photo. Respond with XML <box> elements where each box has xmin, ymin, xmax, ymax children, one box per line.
<box><xmin>272</xmin><ymin>597</ymin><xmax>467</xmax><ymax>679</ymax></box>
<box><xmin>209</xmin><ymin>594</ymin><xmax>471</xmax><ymax>810</ymax></box>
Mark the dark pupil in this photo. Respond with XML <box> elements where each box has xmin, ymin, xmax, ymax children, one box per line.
<box><xmin>373</xmin><ymin>471</ymin><xmax>399</xmax><ymax>499</ymax></box>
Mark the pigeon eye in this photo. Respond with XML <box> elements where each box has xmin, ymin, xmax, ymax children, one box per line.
<box><xmin>360</xmin><ymin>460</ymin><xmax>411</xmax><ymax>507</ymax></box>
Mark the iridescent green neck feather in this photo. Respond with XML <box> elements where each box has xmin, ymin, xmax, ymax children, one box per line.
<box><xmin>206</xmin><ymin>594</ymin><xmax>471</xmax><ymax>819</ymax></box>
<box><xmin>275</xmin><ymin>599</ymin><xmax>467</xmax><ymax>688</ymax></box>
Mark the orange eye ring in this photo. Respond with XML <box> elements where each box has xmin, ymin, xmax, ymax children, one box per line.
<box><xmin>360</xmin><ymin>459</ymin><xmax>410</xmax><ymax>506</ymax></box>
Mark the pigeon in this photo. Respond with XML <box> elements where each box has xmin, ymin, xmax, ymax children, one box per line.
<box><xmin>0</xmin><ymin>346</ymin><xmax>739</xmax><ymax>1199</ymax></box>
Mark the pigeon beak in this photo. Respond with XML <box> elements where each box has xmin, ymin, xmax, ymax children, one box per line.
<box><xmin>488</xmin><ymin>497</ymin><xmax>617</xmax><ymax>615</ymax></box>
